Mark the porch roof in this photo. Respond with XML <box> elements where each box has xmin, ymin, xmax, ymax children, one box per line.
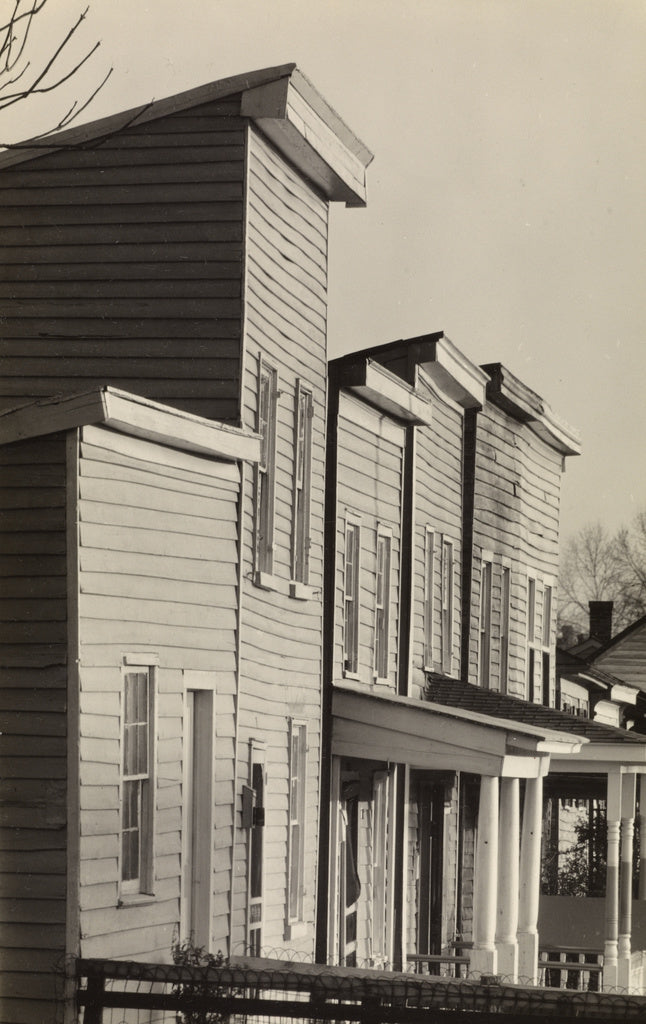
<box><xmin>426</xmin><ymin>676</ymin><xmax>646</xmax><ymax>746</ymax></box>
<box><xmin>332</xmin><ymin>682</ymin><xmax>584</xmax><ymax>777</ymax></box>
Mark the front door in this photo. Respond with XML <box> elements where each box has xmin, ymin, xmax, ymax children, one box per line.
<box><xmin>416</xmin><ymin>779</ymin><xmax>445</xmax><ymax>959</ymax></box>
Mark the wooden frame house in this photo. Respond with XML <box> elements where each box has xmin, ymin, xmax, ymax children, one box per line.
<box><xmin>317</xmin><ymin>334</ymin><xmax>646</xmax><ymax>993</ymax></box>
<box><xmin>0</xmin><ymin>388</ymin><xmax>259</xmax><ymax>1023</ymax></box>
<box><xmin>0</xmin><ymin>64</ymin><xmax>372</xmax><ymax>1023</ymax></box>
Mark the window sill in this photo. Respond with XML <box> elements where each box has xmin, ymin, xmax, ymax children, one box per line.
<box><xmin>254</xmin><ymin>571</ymin><xmax>279</xmax><ymax>592</ymax></box>
<box><xmin>118</xmin><ymin>892</ymin><xmax>156</xmax><ymax>908</ymax></box>
<box><xmin>289</xmin><ymin>581</ymin><xmax>315</xmax><ymax>601</ymax></box>
<box><xmin>342</xmin><ymin>668</ymin><xmax>360</xmax><ymax>681</ymax></box>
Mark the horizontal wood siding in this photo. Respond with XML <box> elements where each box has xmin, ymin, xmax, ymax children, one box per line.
<box><xmin>0</xmin><ymin>434</ymin><xmax>68</xmax><ymax>1022</ymax></box>
<box><xmin>471</xmin><ymin>402</ymin><xmax>563</xmax><ymax>699</ymax></box>
<box><xmin>412</xmin><ymin>376</ymin><xmax>464</xmax><ymax>698</ymax></box>
<box><xmin>234</xmin><ymin>128</ymin><xmax>328</xmax><ymax>957</ymax></box>
<box><xmin>76</xmin><ymin>424</ymin><xmax>240</xmax><ymax>961</ymax></box>
<box><xmin>0</xmin><ymin>98</ymin><xmax>248</xmax><ymax>421</ymax></box>
<box><xmin>335</xmin><ymin>394</ymin><xmax>405</xmax><ymax>691</ymax></box>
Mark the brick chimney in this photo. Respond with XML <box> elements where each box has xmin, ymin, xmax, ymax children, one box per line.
<box><xmin>589</xmin><ymin>601</ymin><xmax>613</xmax><ymax>644</ymax></box>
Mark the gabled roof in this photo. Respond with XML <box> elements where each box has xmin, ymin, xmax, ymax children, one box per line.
<box><xmin>426</xmin><ymin>675</ymin><xmax>646</xmax><ymax>746</ymax></box>
<box><xmin>481</xmin><ymin>362</ymin><xmax>581</xmax><ymax>456</ymax></box>
<box><xmin>0</xmin><ymin>387</ymin><xmax>260</xmax><ymax>463</ymax></box>
<box><xmin>592</xmin><ymin>614</ymin><xmax>646</xmax><ymax>691</ymax></box>
<box><xmin>0</xmin><ymin>63</ymin><xmax>373</xmax><ymax>207</ymax></box>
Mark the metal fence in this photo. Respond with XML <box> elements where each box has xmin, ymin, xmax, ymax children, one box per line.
<box><xmin>76</xmin><ymin>955</ymin><xmax>646</xmax><ymax>1023</ymax></box>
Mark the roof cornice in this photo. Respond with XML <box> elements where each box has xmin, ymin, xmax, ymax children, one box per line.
<box><xmin>482</xmin><ymin>362</ymin><xmax>581</xmax><ymax>456</ymax></box>
<box><xmin>0</xmin><ymin>63</ymin><xmax>373</xmax><ymax>207</ymax></box>
<box><xmin>335</xmin><ymin>358</ymin><xmax>433</xmax><ymax>425</ymax></box>
<box><xmin>0</xmin><ymin>387</ymin><xmax>260</xmax><ymax>463</ymax></box>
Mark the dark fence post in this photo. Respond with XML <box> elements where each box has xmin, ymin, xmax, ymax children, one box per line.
<box><xmin>82</xmin><ymin>974</ymin><xmax>105</xmax><ymax>1024</ymax></box>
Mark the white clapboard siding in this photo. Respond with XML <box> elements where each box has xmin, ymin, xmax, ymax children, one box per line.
<box><xmin>412</xmin><ymin>383</ymin><xmax>465</xmax><ymax>694</ymax></box>
<box><xmin>77</xmin><ymin>423</ymin><xmax>240</xmax><ymax>964</ymax></box>
<box><xmin>234</xmin><ymin>127</ymin><xmax>328</xmax><ymax>958</ymax></box>
<box><xmin>470</xmin><ymin>400</ymin><xmax>564</xmax><ymax>691</ymax></box>
<box><xmin>334</xmin><ymin>397</ymin><xmax>405</xmax><ymax>690</ymax></box>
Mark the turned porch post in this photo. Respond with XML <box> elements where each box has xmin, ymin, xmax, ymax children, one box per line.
<box><xmin>604</xmin><ymin>771</ymin><xmax>622</xmax><ymax>990</ymax></box>
<box><xmin>639</xmin><ymin>775</ymin><xmax>646</xmax><ymax>901</ymax></box>
<box><xmin>471</xmin><ymin>774</ymin><xmax>499</xmax><ymax>977</ymax></box>
<box><xmin>496</xmin><ymin>777</ymin><xmax>519</xmax><ymax>982</ymax></box>
<box><xmin>618</xmin><ymin>773</ymin><xmax>637</xmax><ymax>991</ymax></box>
<box><xmin>517</xmin><ymin>773</ymin><xmax>543</xmax><ymax>984</ymax></box>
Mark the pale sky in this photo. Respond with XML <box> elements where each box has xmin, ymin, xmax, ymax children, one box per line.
<box><xmin>5</xmin><ymin>0</ymin><xmax>646</xmax><ymax>543</ymax></box>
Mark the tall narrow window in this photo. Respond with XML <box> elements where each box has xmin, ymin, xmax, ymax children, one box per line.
<box><xmin>542</xmin><ymin>584</ymin><xmax>553</xmax><ymax>707</ymax></box>
<box><xmin>371</xmin><ymin>772</ymin><xmax>391</xmax><ymax>964</ymax></box>
<box><xmin>527</xmin><ymin>577</ymin><xmax>537</xmax><ymax>702</ymax></box>
<box><xmin>248</xmin><ymin>746</ymin><xmax>266</xmax><ymax>956</ymax></box>
<box><xmin>344</xmin><ymin>518</ymin><xmax>361</xmax><ymax>675</ymax></box>
<box><xmin>255</xmin><ymin>357</ymin><xmax>277</xmax><ymax>579</ymax></box>
<box><xmin>292</xmin><ymin>383</ymin><xmax>313</xmax><ymax>586</ymax></box>
<box><xmin>500</xmin><ymin>566</ymin><xmax>511</xmax><ymax>693</ymax></box>
<box><xmin>423</xmin><ymin>528</ymin><xmax>435</xmax><ymax>669</ymax></box>
<box><xmin>441</xmin><ymin>539</ymin><xmax>454</xmax><ymax>674</ymax></box>
<box><xmin>479</xmin><ymin>560</ymin><xmax>493</xmax><ymax>688</ymax></box>
<box><xmin>120</xmin><ymin>666</ymin><xmax>155</xmax><ymax>896</ymax></box>
<box><xmin>287</xmin><ymin>721</ymin><xmax>307</xmax><ymax>926</ymax></box>
<box><xmin>374</xmin><ymin>528</ymin><xmax>392</xmax><ymax>681</ymax></box>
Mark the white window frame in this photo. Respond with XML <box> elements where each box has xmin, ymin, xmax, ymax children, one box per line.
<box><xmin>119</xmin><ymin>658</ymin><xmax>157</xmax><ymax>901</ymax></box>
<box><xmin>374</xmin><ymin>525</ymin><xmax>392</xmax><ymax>682</ymax></box>
<box><xmin>479</xmin><ymin>558</ymin><xmax>493</xmax><ymax>688</ymax></box>
<box><xmin>247</xmin><ymin>739</ymin><xmax>267</xmax><ymax>956</ymax></box>
<box><xmin>527</xmin><ymin>575</ymin><xmax>538</xmax><ymax>702</ymax></box>
<box><xmin>291</xmin><ymin>382</ymin><xmax>313</xmax><ymax>591</ymax></box>
<box><xmin>440</xmin><ymin>537</ymin><xmax>454</xmax><ymax>675</ymax></box>
<box><xmin>343</xmin><ymin>514</ymin><xmax>361</xmax><ymax>677</ymax></box>
<box><xmin>255</xmin><ymin>355</ymin><xmax>278</xmax><ymax>584</ymax></box>
<box><xmin>541</xmin><ymin>580</ymin><xmax>554</xmax><ymax>706</ymax></box>
<box><xmin>286</xmin><ymin>720</ymin><xmax>307</xmax><ymax>935</ymax></box>
<box><xmin>371</xmin><ymin>770</ymin><xmax>393</xmax><ymax>965</ymax></box>
<box><xmin>500</xmin><ymin>563</ymin><xmax>511</xmax><ymax>694</ymax></box>
<box><xmin>423</xmin><ymin>527</ymin><xmax>435</xmax><ymax>670</ymax></box>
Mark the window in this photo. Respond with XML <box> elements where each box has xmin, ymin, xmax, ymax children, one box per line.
<box><xmin>292</xmin><ymin>383</ymin><xmax>313</xmax><ymax>587</ymax></box>
<box><xmin>440</xmin><ymin>539</ymin><xmax>454</xmax><ymax>674</ymax></box>
<box><xmin>343</xmin><ymin>518</ymin><xmax>361</xmax><ymax>675</ymax></box>
<box><xmin>542</xmin><ymin>584</ymin><xmax>552</xmax><ymax>707</ymax></box>
<box><xmin>479</xmin><ymin>560</ymin><xmax>492</xmax><ymax>688</ymax></box>
<box><xmin>287</xmin><ymin>721</ymin><xmax>307</xmax><ymax>925</ymax></box>
<box><xmin>423</xmin><ymin>528</ymin><xmax>435</xmax><ymax>669</ymax></box>
<box><xmin>247</xmin><ymin>742</ymin><xmax>266</xmax><ymax>956</ymax></box>
<box><xmin>527</xmin><ymin>577</ymin><xmax>537</xmax><ymax>702</ymax></box>
<box><xmin>120</xmin><ymin>666</ymin><xmax>155</xmax><ymax>897</ymax></box>
<box><xmin>500</xmin><ymin>566</ymin><xmax>511</xmax><ymax>693</ymax></box>
<box><xmin>255</xmin><ymin>357</ymin><xmax>278</xmax><ymax>580</ymax></box>
<box><xmin>374</xmin><ymin>528</ymin><xmax>392</xmax><ymax>680</ymax></box>
<box><xmin>371</xmin><ymin>771</ymin><xmax>391</xmax><ymax>964</ymax></box>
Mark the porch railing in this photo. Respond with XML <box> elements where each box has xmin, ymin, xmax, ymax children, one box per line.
<box><xmin>406</xmin><ymin>952</ymin><xmax>470</xmax><ymax>978</ymax></box>
<box><xmin>538</xmin><ymin>948</ymin><xmax>603</xmax><ymax>991</ymax></box>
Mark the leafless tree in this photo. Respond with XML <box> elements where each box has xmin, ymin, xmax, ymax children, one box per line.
<box><xmin>0</xmin><ymin>0</ymin><xmax>111</xmax><ymax>141</ymax></box>
<box><xmin>558</xmin><ymin>510</ymin><xmax>646</xmax><ymax>642</ymax></box>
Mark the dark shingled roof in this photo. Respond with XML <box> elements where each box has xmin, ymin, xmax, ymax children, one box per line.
<box><xmin>426</xmin><ymin>675</ymin><xmax>646</xmax><ymax>745</ymax></box>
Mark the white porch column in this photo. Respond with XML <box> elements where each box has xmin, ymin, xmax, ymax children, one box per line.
<box><xmin>618</xmin><ymin>773</ymin><xmax>637</xmax><ymax>991</ymax></box>
<box><xmin>639</xmin><ymin>775</ymin><xmax>646</xmax><ymax>901</ymax></box>
<box><xmin>471</xmin><ymin>775</ymin><xmax>499</xmax><ymax>977</ymax></box>
<box><xmin>517</xmin><ymin>774</ymin><xmax>543</xmax><ymax>984</ymax></box>
<box><xmin>604</xmin><ymin>771</ymin><xmax>622</xmax><ymax>991</ymax></box>
<box><xmin>496</xmin><ymin>777</ymin><xmax>519</xmax><ymax>982</ymax></box>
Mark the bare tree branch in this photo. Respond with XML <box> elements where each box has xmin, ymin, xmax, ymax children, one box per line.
<box><xmin>0</xmin><ymin>0</ymin><xmax>111</xmax><ymax>137</ymax></box>
<box><xmin>558</xmin><ymin>509</ymin><xmax>646</xmax><ymax>641</ymax></box>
